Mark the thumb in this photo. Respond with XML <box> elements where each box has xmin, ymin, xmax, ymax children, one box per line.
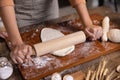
<box><xmin>85</xmin><ymin>28</ymin><xmax>95</xmax><ymax>39</ymax></box>
<box><xmin>26</xmin><ymin>46</ymin><xmax>33</xmax><ymax>59</ymax></box>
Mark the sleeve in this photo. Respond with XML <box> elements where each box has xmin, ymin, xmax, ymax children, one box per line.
<box><xmin>69</xmin><ymin>0</ymin><xmax>86</xmax><ymax>7</ymax></box>
<box><xmin>0</xmin><ymin>0</ymin><xmax>14</xmax><ymax>7</ymax></box>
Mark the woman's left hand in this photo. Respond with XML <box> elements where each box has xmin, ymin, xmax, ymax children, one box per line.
<box><xmin>84</xmin><ymin>25</ymin><xmax>103</xmax><ymax>40</ymax></box>
<box><xmin>0</xmin><ymin>31</ymin><xmax>8</xmax><ymax>39</ymax></box>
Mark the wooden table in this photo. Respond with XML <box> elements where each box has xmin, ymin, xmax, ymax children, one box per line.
<box><xmin>0</xmin><ymin>6</ymin><xmax>119</xmax><ymax>80</ymax></box>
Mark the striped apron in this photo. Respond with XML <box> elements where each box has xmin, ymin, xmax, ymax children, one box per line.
<box><xmin>14</xmin><ymin>0</ymin><xmax>59</xmax><ymax>27</ymax></box>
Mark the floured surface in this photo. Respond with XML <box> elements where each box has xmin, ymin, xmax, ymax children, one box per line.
<box><xmin>18</xmin><ymin>14</ymin><xmax>120</xmax><ymax>80</ymax></box>
<box><xmin>22</xmin><ymin>56</ymin><xmax>54</xmax><ymax>68</ymax></box>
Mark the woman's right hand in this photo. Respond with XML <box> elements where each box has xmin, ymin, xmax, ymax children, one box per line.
<box><xmin>83</xmin><ymin>25</ymin><xmax>103</xmax><ymax>40</ymax></box>
<box><xmin>10</xmin><ymin>43</ymin><xmax>33</xmax><ymax>64</ymax></box>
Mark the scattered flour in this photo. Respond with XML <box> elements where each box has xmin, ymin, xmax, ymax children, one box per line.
<box><xmin>22</xmin><ymin>56</ymin><xmax>54</xmax><ymax>68</ymax></box>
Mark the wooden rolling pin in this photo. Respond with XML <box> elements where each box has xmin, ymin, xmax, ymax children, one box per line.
<box><xmin>62</xmin><ymin>71</ymin><xmax>85</xmax><ymax>80</ymax></box>
<box><xmin>71</xmin><ymin>71</ymin><xmax>85</xmax><ymax>80</ymax></box>
<box><xmin>33</xmin><ymin>31</ymin><xmax>86</xmax><ymax>56</ymax></box>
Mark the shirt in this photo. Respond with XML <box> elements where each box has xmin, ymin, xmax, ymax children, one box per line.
<box><xmin>0</xmin><ymin>0</ymin><xmax>86</xmax><ymax>7</ymax></box>
<box><xmin>0</xmin><ymin>0</ymin><xmax>86</xmax><ymax>27</ymax></box>
<box><xmin>0</xmin><ymin>0</ymin><xmax>59</xmax><ymax>27</ymax></box>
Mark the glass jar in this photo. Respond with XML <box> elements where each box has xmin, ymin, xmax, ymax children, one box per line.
<box><xmin>0</xmin><ymin>57</ymin><xmax>13</xmax><ymax>80</ymax></box>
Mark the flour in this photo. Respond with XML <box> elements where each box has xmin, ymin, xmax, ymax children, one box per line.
<box><xmin>32</xmin><ymin>56</ymin><xmax>53</xmax><ymax>68</ymax></box>
<box><xmin>93</xmin><ymin>20</ymin><xmax>100</xmax><ymax>24</ymax></box>
<box><xmin>31</xmin><ymin>33</ymin><xmax>37</xmax><ymax>38</ymax></box>
<box><xmin>23</xmin><ymin>56</ymin><xmax>54</xmax><ymax>68</ymax></box>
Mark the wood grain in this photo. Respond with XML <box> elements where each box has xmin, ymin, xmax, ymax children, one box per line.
<box><xmin>71</xmin><ymin>71</ymin><xmax>85</xmax><ymax>80</ymax></box>
<box><xmin>18</xmin><ymin>14</ymin><xmax>120</xmax><ymax>80</ymax></box>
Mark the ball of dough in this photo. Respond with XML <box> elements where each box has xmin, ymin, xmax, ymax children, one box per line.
<box><xmin>63</xmin><ymin>75</ymin><xmax>74</xmax><ymax>80</ymax></box>
<box><xmin>51</xmin><ymin>72</ymin><xmax>62</xmax><ymax>80</ymax></box>
<box><xmin>116</xmin><ymin>65</ymin><xmax>120</xmax><ymax>73</ymax></box>
<box><xmin>108</xmin><ymin>29</ymin><xmax>120</xmax><ymax>43</ymax></box>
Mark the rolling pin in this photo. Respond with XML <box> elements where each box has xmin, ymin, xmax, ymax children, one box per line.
<box><xmin>71</xmin><ymin>71</ymin><xmax>85</xmax><ymax>80</ymax></box>
<box><xmin>33</xmin><ymin>31</ymin><xmax>86</xmax><ymax>56</ymax></box>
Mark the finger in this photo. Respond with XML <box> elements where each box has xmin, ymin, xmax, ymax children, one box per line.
<box><xmin>91</xmin><ymin>37</ymin><xmax>96</xmax><ymax>41</ymax></box>
<box><xmin>17</xmin><ymin>50</ymin><xmax>25</xmax><ymax>60</ymax></box>
<box><xmin>24</xmin><ymin>58</ymin><xmax>32</xmax><ymax>64</ymax></box>
<box><xmin>12</xmin><ymin>57</ymin><xmax>18</xmax><ymax>64</ymax></box>
<box><xmin>0</xmin><ymin>34</ymin><xmax>6</xmax><ymax>39</ymax></box>
<box><xmin>97</xmin><ymin>30</ymin><xmax>101</xmax><ymax>39</ymax></box>
<box><xmin>99</xmin><ymin>29</ymin><xmax>103</xmax><ymax>38</ymax></box>
<box><xmin>10</xmin><ymin>52</ymin><xmax>17</xmax><ymax>64</ymax></box>
<box><xmin>85</xmin><ymin>29</ymin><xmax>94</xmax><ymax>38</ymax></box>
<box><xmin>7</xmin><ymin>42</ymin><xmax>12</xmax><ymax>50</ymax></box>
<box><xmin>2</xmin><ymin>32</ymin><xmax>8</xmax><ymax>38</ymax></box>
<box><xmin>85</xmin><ymin>29</ymin><xmax>95</xmax><ymax>40</ymax></box>
<box><xmin>24</xmin><ymin>58</ymin><xmax>28</xmax><ymax>63</ymax></box>
<box><xmin>22</xmin><ymin>46</ymin><xmax>28</xmax><ymax>54</ymax></box>
<box><xmin>13</xmin><ymin>47</ymin><xmax>18</xmax><ymax>55</ymax></box>
<box><xmin>97</xmin><ymin>28</ymin><xmax>103</xmax><ymax>39</ymax></box>
<box><xmin>91</xmin><ymin>27</ymin><xmax>100</xmax><ymax>40</ymax></box>
<box><xmin>26</xmin><ymin>46</ymin><xmax>33</xmax><ymax>59</ymax></box>
<box><xmin>94</xmin><ymin>29</ymin><xmax>98</xmax><ymax>40</ymax></box>
<box><xmin>16</xmin><ymin>57</ymin><xmax>24</xmax><ymax>64</ymax></box>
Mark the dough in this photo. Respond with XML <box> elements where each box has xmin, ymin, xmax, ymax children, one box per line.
<box><xmin>102</xmin><ymin>16</ymin><xmax>110</xmax><ymax>41</ymax></box>
<box><xmin>63</xmin><ymin>75</ymin><xmax>74</xmax><ymax>80</ymax></box>
<box><xmin>51</xmin><ymin>46</ymin><xmax>75</xmax><ymax>56</ymax></box>
<box><xmin>51</xmin><ymin>72</ymin><xmax>62</xmax><ymax>80</ymax></box>
<box><xmin>108</xmin><ymin>29</ymin><xmax>120</xmax><ymax>43</ymax></box>
<box><xmin>41</xmin><ymin>28</ymin><xmax>75</xmax><ymax>56</ymax></box>
<box><xmin>116</xmin><ymin>65</ymin><xmax>120</xmax><ymax>73</ymax></box>
<box><xmin>41</xmin><ymin>28</ymin><xmax>64</xmax><ymax>42</ymax></box>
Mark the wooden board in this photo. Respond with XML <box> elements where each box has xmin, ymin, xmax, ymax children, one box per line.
<box><xmin>18</xmin><ymin>14</ymin><xmax>120</xmax><ymax>80</ymax></box>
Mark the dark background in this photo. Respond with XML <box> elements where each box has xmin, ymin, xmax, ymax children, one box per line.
<box><xmin>58</xmin><ymin>0</ymin><xmax>105</xmax><ymax>7</ymax></box>
<box><xmin>58</xmin><ymin>0</ymin><xmax>70</xmax><ymax>8</ymax></box>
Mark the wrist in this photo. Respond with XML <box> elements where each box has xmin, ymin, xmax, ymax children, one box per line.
<box><xmin>69</xmin><ymin>0</ymin><xmax>86</xmax><ymax>8</ymax></box>
<box><xmin>74</xmin><ymin>3</ymin><xmax>93</xmax><ymax>28</ymax></box>
<box><xmin>11</xmin><ymin>39</ymin><xmax>24</xmax><ymax>47</ymax></box>
<box><xmin>84</xmin><ymin>24</ymin><xmax>93</xmax><ymax>28</ymax></box>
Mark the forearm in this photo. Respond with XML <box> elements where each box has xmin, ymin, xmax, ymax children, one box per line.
<box><xmin>75</xmin><ymin>4</ymin><xmax>93</xmax><ymax>27</ymax></box>
<box><xmin>69</xmin><ymin>0</ymin><xmax>93</xmax><ymax>27</ymax></box>
<box><xmin>0</xmin><ymin>6</ymin><xmax>23</xmax><ymax>46</ymax></box>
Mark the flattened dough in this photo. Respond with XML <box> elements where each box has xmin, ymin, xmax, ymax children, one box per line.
<box><xmin>41</xmin><ymin>28</ymin><xmax>64</xmax><ymax>42</ymax></box>
<box><xmin>41</xmin><ymin>28</ymin><xmax>75</xmax><ymax>56</ymax></box>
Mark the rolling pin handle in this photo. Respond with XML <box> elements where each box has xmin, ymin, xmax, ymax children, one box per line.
<box><xmin>30</xmin><ymin>46</ymin><xmax>37</xmax><ymax>58</ymax></box>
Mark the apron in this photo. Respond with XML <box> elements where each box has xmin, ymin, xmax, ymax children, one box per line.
<box><xmin>14</xmin><ymin>0</ymin><xmax>59</xmax><ymax>27</ymax></box>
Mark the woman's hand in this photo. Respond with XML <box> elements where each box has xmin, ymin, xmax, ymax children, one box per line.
<box><xmin>10</xmin><ymin>44</ymin><xmax>33</xmax><ymax>64</ymax></box>
<box><xmin>84</xmin><ymin>25</ymin><xmax>103</xmax><ymax>40</ymax></box>
<box><xmin>0</xmin><ymin>31</ymin><xmax>8</xmax><ymax>39</ymax></box>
